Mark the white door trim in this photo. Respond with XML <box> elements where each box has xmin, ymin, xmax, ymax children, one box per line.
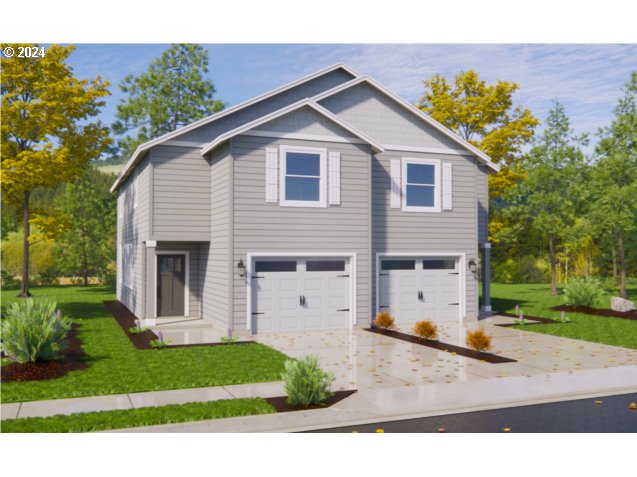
<box><xmin>246</xmin><ymin>252</ymin><xmax>357</xmax><ymax>332</ymax></box>
<box><xmin>155</xmin><ymin>250</ymin><xmax>190</xmax><ymax>318</ymax></box>
<box><xmin>375</xmin><ymin>252</ymin><xmax>466</xmax><ymax>323</ymax></box>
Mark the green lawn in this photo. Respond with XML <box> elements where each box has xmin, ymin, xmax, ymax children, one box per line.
<box><xmin>1</xmin><ymin>286</ymin><xmax>289</xmax><ymax>404</ymax></box>
<box><xmin>1</xmin><ymin>397</ymin><xmax>275</xmax><ymax>433</ymax></box>
<box><xmin>490</xmin><ymin>281</ymin><xmax>637</xmax><ymax>349</ymax></box>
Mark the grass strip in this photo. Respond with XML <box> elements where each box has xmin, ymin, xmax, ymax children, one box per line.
<box><xmin>1</xmin><ymin>397</ymin><xmax>275</xmax><ymax>433</ymax></box>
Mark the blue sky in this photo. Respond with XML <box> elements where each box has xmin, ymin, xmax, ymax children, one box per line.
<box><xmin>66</xmin><ymin>44</ymin><xmax>637</xmax><ymax>156</ymax></box>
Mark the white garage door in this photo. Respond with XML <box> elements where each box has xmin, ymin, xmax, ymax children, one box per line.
<box><xmin>378</xmin><ymin>256</ymin><xmax>460</xmax><ymax>324</ymax></box>
<box><xmin>252</xmin><ymin>257</ymin><xmax>351</xmax><ymax>333</ymax></box>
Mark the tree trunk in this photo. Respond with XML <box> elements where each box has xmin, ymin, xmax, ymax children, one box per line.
<box><xmin>18</xmin><ymin>190</ymin><xmax>32</xmax><ymax>297</ymax></box>
<box><xmin>549</xmin><ymin>235</ymin><xmax>558</xmax><ymax>296</ymax></box>
<box><xmin>82</xmin><ymin>254</ymin><xmax>89</xmax><ymax>286</ymax></box>
<box><xmin>611</xmin><ymin>246</ymin><xmax>617</xmax><ymax>285</ymax></box>
<box><xmin>618</xmin><ymin>230</ymin><xmax>627</xmax><ymax>299</ymax></box>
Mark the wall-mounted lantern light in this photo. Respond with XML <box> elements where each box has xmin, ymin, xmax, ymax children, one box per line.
<box><xmin>237</xmin><ymin>259</ymin><xmax>246</xmax><ymax>278</ymax></box>
<box><xmin>468</xmin><ymin>259</ymin><xmax>478</xmax><ymax>273</ymax></box>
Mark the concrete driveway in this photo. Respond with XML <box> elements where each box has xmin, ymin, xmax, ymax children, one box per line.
<box><xmin>255</xmin><ymin>315</ymin><xmax>637</xmax><ymax>392</ymax></box>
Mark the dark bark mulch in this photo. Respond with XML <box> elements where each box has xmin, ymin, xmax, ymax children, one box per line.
<box><xmin>364</xmin><ymin>327</ymin><xmax>516</xmax><ymax>364</ymax></box>
<box><xmin>265</xmin><ymin>390</ymin><xmax>357</xmax><ymax>413</ymax></box>
<box><xmin>104</xmin><ymin>300</ymin><xmax>259</xmax><ymax>350</ymax></box>
<box><xmin>552</xmin><ymin>304</ymin><xmax>637</xmax><ymax>320</ymax></box>
<box><xmin>495</xmin><ymin>312</ymin><xmax>564</xmax><ymax>327</ymax></box>
<box><xmin>1</xmin><ymin>324</ymin><xmax>88</xmax><ymax>382</ymax></box>
<box><xmin>104</xmin><ymin>300</ymin><xmax>157</xmax><ymax>349</ymax></box>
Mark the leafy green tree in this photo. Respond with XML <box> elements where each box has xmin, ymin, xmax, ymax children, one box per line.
<box><xmin>590</xmin><ymin>72</ymin><xmax>637</xmax><ymax>298</ymax></box>
<box><xmin>113</xmin><ymin>43</ymin><xmax>225</xmax><ymax>158</ymax></box>
<box><xmin>417</xmin><ymin>70</ymin><xmax>539</xmax><ymax>200</ymax></box>
<box><xmin>1</xmin><ymin>43</ymin><xmax>111</xmax><ymax>297</ymax></box>
<box><xmin>509</xmin><ymin>101</ymin><xmax>588</xmax><ymax>295</ymax></box>
<box><xmin>55</xmin><ymin>167</ymin><xmax>117</xmax><ymax>286</ymax></box>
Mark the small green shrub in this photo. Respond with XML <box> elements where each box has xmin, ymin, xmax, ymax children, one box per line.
<box><xmin>493</xmin><ymin>256</ymin><xmax>550</xmax><ymax>284</ymax></box>
<box><xmin>281</xmin><ymin>355</ymin><xmax>335</xmax><ymax>406</ymax></box>
<box><xmin>413</xmin><ymin>320</ymin><xmax>438</xmax><ymax>340</ymax></box>
<box><xmin>1</xmin><ymin>298</ymin><xmax>71</xmax><ymax>363</ymax></box>
<box><xmin>0</xmin><ymin>270</ymin><xmax>20</xmax><ymax>288</ymax></box>
<box><xmin>564</xmin><ymin>277</ymin><xmax>604</xmax><ymax>307</ymax></box>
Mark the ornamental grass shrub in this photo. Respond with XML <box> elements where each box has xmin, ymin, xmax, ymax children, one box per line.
<box><xmin>374</xmin><ymin>311</ymin><xmax>395</xmax><ymax>330</ymax></box>
<box><xmin>413</xmin><ymin>320</ymin><xmax>438</xmax><ymax>340</ymax></box>
<box><xmin>465</xmin><ymin>328</ymin><xmax>492</xmax><ymax>352</ymax></box>
<box><xmin>1</xmin><ymin>298</ymin><xmax>71</xmax><ymax>363</ymax></box>
<box><xmin>281</xmin><ymin>355</ymin><xmax>335</xmax><ymax>406</ymax></box>
<box><xmin>564</xmin><ymin>277</ymin><xmax>604</xmax><ymax>307</ymax></box>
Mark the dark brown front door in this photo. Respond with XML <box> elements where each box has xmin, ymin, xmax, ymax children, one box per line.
<box><xmin>157</xmin><ymin>255</ymin><xmax>186</xmax><ymax>317</ymax></box>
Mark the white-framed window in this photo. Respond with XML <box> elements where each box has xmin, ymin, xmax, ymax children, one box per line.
<box><xmin>401</xmin><ymin>157</ymin><xmax>441</xmax><ymax>212</ymax></box>
<box><xmin>279</xmin><ymin>145</ymin><xmax>327</xmax><ymax>208</ymax></box>
<box><xmin>123</xmin><ymin>242</ymin><xmax>134</xmax><ymax>289</ymax></box>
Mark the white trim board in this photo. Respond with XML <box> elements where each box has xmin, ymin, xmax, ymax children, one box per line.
<box><xmin>375</xmin><ymin>252</ymin><xmax>467</xmax><ymax>323</ymax></box>
<box><xmin>241</xmin><ymin>130</ymin><xmax>365</xmax><ymax>145</ymax></box>
<box><xmin>200</xmin><ymin>99</ymin><xmax>385</xmax><ymax>156</ymax></box>
<box><xmin>245</xmin><ymin>252</ymin><xmax>357</xmax><ymax>333</ymax></box>
<box><xmin>154</xmin><ymin>250</ymin><xmax>190</xmax><ymax>319</ymax></box>
<box><xmin>110</xmin><ymin>63</ymin><xmax>360</xmax><ymax>193</ymax></box>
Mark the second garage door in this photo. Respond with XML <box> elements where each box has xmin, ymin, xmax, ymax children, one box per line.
<box><xmin>251</xmin><ymin>257</ymin><xmax>351</xmax><ymax>333</ymax></box>
<box><xmin>378</xmin><ymin>256</ymin><xmax>460</xmax><ymax>325</ymax></box>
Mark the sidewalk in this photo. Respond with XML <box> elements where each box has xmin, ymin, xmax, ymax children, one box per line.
<box><xmin>1</xmin><ymin>381</ymin><xmax>286</xmax><ymax>420</ymax></box>
<box><xmin>114</xmin><ymin>365</ymin><xmax>637</xmax><ymax>432</ymax></box>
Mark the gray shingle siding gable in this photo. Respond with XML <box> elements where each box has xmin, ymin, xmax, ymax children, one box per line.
<box><xmin>252</xmin><ymin>105</ymin><xmax>361</xmax><ymax>139</ymax></box>
<box><xmin>318</xmin><ymin>82</ymin><xmax>462</xmax><ymax>150</ymax></box>
<box><xmin>229</xmin><ymin>135</ymin><xmax>372</xmax><ymax>329</ymax></box>
<box><xmin>179</xmin><ymin>69</ymin><xmax>356</xmax><ymax>143</ymax></box>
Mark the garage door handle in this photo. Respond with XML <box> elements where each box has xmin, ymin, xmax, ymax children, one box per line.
<box><xmin>300</xmin><ymin>295</ymin><xmax>303</xmax><ymax>306</ymax></box>
<box><xmin>448</xmin><ymin>302</ymin><xmax>459</xmax><ymax>305</ymax></box>
<box><xmin>337</xmin><ymin>308</ymin><xmax>350</xmax><ymax>312</ymax></box>
<box><xmin>418</xmin><ymin>290</ymin><xmax>423</xmax><ymax>300</ymax></box>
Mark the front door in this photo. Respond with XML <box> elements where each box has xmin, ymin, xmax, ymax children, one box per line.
<box><xmin>157</xmin><ymin>254</ymin><xmax>186</xmax><ymax>317</ymax></box>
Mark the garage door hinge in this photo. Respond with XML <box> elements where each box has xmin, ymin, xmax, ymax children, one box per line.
<box><xmin>251</xmin><ymin>275</ymin><xmax>264</xmax><ymax>279</ymax></box>
<box><xmin>379</xmin><ymin>305</ymin><xmax>389</xmax><ymax>308</ymax></box>
<box><xmin>448</xmin><ymin>303</ymin><xmax>459</xmax><ymax>306</ymax></box>
<box><xmin>448</xmin><ymin>272</ymin><xmax>459</xmax><ymax>275</ymax></box>
<box><xmin>379</xmin><ymin>273</ymin><xmax>389</xmax><ymax>276</ymax></box>
<box><xmin>251</xmin><ymin>312</ymin><xmax>265</xmax><ymax>315</ymax></box>
<box><xmin>337</xmin><ymin>308</ymin><xmax>350</xmax><ymax>312</ymax></box>
<box><xmin>337</xmin><ymin>274</ymin><xmax>350</xmax><ymax>277</ymax></box>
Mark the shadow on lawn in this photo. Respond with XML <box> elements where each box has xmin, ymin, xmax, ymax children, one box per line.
<box><xmin>60</xmin><ymin>302</ymin><xmax>110</xmax><ymax>320</ymax></box>
<box><xmin>489</xmin><ymin>296</ymin><xmax>530</xmax><ymax>313</ymax></box>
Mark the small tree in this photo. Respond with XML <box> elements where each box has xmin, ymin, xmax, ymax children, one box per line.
<box><xmin>1</xmin><ymin>44</ymin><xmax>111</xmax><ymax>297</ymax></box>
<box><xmin>590</xmin><ymin>72</ymin><xmax>637</xmax><ymax>298</ymax></box>
<box><xmin>509</xmin><ymin>101</ymin><xmax>588</xmax><ymax>295</ymax></box>
<box><xmin>56</xmin><ymin>167</ymin><xmax>117</xmax><ymax>285</ymax></box>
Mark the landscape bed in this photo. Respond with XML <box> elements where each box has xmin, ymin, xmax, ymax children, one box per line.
<box><xmin>364</xmin><ymin>327</ymin><xmax>516</xmax><ymax>363</ymax></box>
<box><xmin>552</xmin><ymin>305</ymin><xmax>637</xmax><ymax>320</ymax></box>
<box><xmin>1</xmin><ymin>324</ymin><xmax>88</xmax><ymax>382</ymax></box>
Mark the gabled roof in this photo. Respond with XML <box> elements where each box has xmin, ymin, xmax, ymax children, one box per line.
<box><xmin>312</xmin><ymin>76</ymin><xmax>500</xmax><ymax>172</ymax></box>
<box><xmin>201</xmin><ymin>99</ymin><xmax>385</xmax><ymax>155</ymax></box>
<box><xmin>110</xmin><ymin>63</ymin><xmax>361</xmax><ymax>192</ymax></box>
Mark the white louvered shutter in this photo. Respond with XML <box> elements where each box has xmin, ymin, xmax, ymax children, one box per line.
<box><xmin>442</xmin><ymin>162</ymin><xmax>453</xmax><ymax>210</ymax></box>
<box><xmin>328</xmin><ymin>151</ymin><xmax>341</xmax><ymax>205</ymax></box>
<box><xmin>265</xmin><ymin>147</ymin><xmax>278</xmax><ymax>203</ymax></box>
<box><xmin>390</xmin><ymin>159</ymin><xmax>401</xmax><ymax>209</ymax></box>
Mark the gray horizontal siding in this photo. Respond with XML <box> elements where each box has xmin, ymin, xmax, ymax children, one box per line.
<box><xmin>231</xmin><ymin>135</ymin><xmax>371</xmax><ymax>330</ymax></box>
<box><xmin>180</xmin><ymin>69</ymin><xmax>355</xmax><ymax>143</ymax></box>
<box><xmin>118</xmin><ymin>155</ymin><xmax>151</xmax><ymax>318</ymax></box>
<box><xmin>151</xmin><ymin>145</ymin><xmax>211</xmax><ymax>238</ymax></box>
<box><xmin>372</xmin><ymin>150</ymin><xmax>480</xmax><ymax>319</ymax></box>
<box><xmin>201</xmin><ymin>145</ymin><xmax>232</xmax><ymax>329</ymax></box>
<box><xmin>319</xmin><ymin>82</ymin><xmax>463</xmax><ymax>150</ymax></box>
<box><xmin>156</xmin><ymin>242</ymin><xmax>202</xmax><ymax>318</ymax></box>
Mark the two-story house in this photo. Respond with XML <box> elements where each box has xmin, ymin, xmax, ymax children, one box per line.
<box><xmin>111</xmin><ymin>63</ymin><xmax>497</xmax><ymax>334</ymax></box>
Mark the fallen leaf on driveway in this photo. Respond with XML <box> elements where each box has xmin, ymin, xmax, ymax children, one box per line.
<box><xmin>502</xmin><ymin>428</ymin><xmax>511</xmax><ymax>432</ymax></box>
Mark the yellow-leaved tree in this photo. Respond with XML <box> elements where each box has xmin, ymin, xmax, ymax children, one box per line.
<box><xmin>417</xmin><ymin>71</ymin><xmax>539</xmax><ymax>242</ymax></box>
<box><xmin>1</xmin><ymin>44</ymin><xmax>111</xmax><ymax>297</ymax></box>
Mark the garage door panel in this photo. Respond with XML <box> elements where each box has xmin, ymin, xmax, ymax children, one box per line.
<box><xmin>253</xmin><ymin>257</ymin><xmax>351</xmax><ymax>333</ymax></box>
<box><xmin>380</xmin><ymin>256</ymin><xmax>460</xmax><ymax>325</ymax></box>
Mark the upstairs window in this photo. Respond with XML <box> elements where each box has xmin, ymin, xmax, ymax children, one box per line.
<box><xmin>280</xmin><ymin>146</ymin><xmax>326</xmax><ymax>207</ymax></box>
<box><xmin>401</xmin><ymin>158</ymin><xmax>441</xmax><ymax>212</ymax></box>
